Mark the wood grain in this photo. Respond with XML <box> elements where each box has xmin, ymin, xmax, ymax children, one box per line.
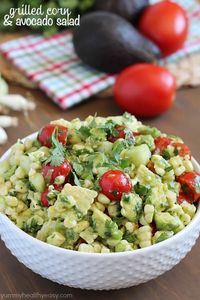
<box><xmin>0</xmin><ymin>84</ymin><xmax>200</xmax><ymax>299</ymax></box>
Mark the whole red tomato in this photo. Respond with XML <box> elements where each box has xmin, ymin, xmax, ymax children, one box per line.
<box><xmin>138</xmin><ymin>1</ymin><xmax>188</xmax><ymax>57</ymax></box>
<box><xmin>99</xmin><ymin>170</ymin><xmax>132</xmax><ymax>201</ymax></box>
<box><xmin>114</xmin><ymin>64</ymin><xmax>176</xmax><ymax>117</ymax></box>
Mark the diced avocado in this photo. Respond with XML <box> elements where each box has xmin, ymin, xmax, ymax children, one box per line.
<box><xmin>99</xmin><ymin>141</ymin><xmax>113</xmax><ymax>154</ymax></box>
<box><xmin>136</xmin><ymin>165</ymin><xmax>161</xmax><ymax>186</ymax></box>
<box><xmin>16</xmin><ymin>209</ymin><xmax>32</xmax><ymax>229</ymax></box>
<box><xmin>154</xmin><ymin>212</ymin><xmax>184</xmax><ymax>233</ymax></box>
<box><xmin>61</xmin><ymin>183</ymin><xmax>97</xmax><ymax>215</ymax></box>
<box><xmin>120</xmin><ymin>193</ymin><xmax>142</xmax><ymax>222</ymax></box>
<box><xmin>125</xmin><ymin>144</ymin><xmax>151</xmax><ymax>167</ymax></box>
<box><xmin>93</xmin><ymin>152</ymin><xmax>106</xmax><ymax>168</ymax></box>
<box><xmin>145</xmin><ymin>184</ymin><xmax>169</xmax><ymax>212</ymax></box>
<box><xmin>65</xmin><ymin>228</ymin><xmax>79</xmax><ymax>245</ymax></box>
<box><xmin>135</xmin><ymin>135</ymin><xmax>155</xmax><ymax>151</ymax></box>
<box><xmin>115</xmin><ymin>240</ymin><xmax>133</xmax><ymax>252</ymax></box>
<box><xmin>138</xmin><ymin>125</ymin><xmax>161</xmax><ymax>138</ymax></box>
<box><xmin>29</xmin><ymin>173</ymin><xmax>45</xmax><ymax>192</ymax></box>
<box><xmin>92</xmin><ymin>208</ymin><xmax>110</xmax><ymax>238</ymax></box>
<box><xmin>63</xmin><ymin>210</ymin><xmax>78</xmax><ymax>228</ymax></box>
<box><xmin>28</xmin><ymin>147</ymin><xmax>50</xmax><ymax>163</ymax></box>
<box><xmin>23</xmin><ymin>215</ymin><xmax>44</xmax><ymax>234</ymax></box>
<box><xmin>80</xmin><ymin>226</ymin><xmax>97</xmax><ymax>244</ymax></box>
<box><xmin>36</xmin><ymin>220</ymin><xmax>57</xmax><ymax>241</ymax></box>
<box><xmin>151</xmin><ymin>155</ymin><xmax>169</xmax><ymax>170</ymax></box>
<box><xmin>152</xmin><ymin>231</ymin><xmax>174</xmax><ymax>244</ymax></box>
<box><xmin>89</xmin><ymin>128</ymin><xmax>107</xmax><ymax>142</ymax></box>
<box><xmin>47</xmin><ymin>232</ymin><xmax>65</xmax><ymax>247</ymax></box>
<box><xmin>27</xmin><ymin>191</ymin><xmax>42</xmax><ymax>211</ymax></box>
<box><xmin>92</xmin><ymin>208</ymin><xmax>122</xmax><ymax>240</ymax></box>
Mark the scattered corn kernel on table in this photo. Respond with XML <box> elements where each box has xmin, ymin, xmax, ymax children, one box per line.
<box><xmin>0</xmin><ymin>83</ymin><xmax>200</xmax><ymax>300</ymax></box>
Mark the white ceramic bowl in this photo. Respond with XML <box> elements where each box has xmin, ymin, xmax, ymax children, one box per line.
<box><xmin>1</xmin><ymin>133</ymin><xmax>200</xmax><ymax>290</ymax></box>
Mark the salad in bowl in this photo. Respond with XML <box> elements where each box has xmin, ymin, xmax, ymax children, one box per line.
<box><xmin>0</xmin><ymin>113</ymin><xmax>199</xmax><ymax>254</ymax></box>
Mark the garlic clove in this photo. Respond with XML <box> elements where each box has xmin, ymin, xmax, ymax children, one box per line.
<box><xmin>0</xmin><ymin>116</ymin><xmax>18</xmax><ymax>128</ymax></box>
<box><xmin>0</xmin><ymin>127</ymin><xmax>8</xmax><ymax>144</ymax></box>
<box><xmin>0</xmin><ymin>95</ymin><xmax>36</xmax><ymax>111</ymax></box>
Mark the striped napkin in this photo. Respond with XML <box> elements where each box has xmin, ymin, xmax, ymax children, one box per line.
<box><xmin>0</xmin><ymin>0</ymin><xmax>199</xmax><ymax>109</ymax></box>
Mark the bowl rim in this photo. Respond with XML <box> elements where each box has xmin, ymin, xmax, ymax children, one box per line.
<box><xmin>1</xmin><ymin>132</ymin><xmax>200</xmax><ymax>258</ymax></box>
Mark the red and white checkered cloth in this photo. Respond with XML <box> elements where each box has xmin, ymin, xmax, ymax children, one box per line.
<box><xmin>0</xmin><ymin>0</ymin><xmax>200</xmax><ymax>109</ymax></box>
<box><xmin>0</xmin><ymin>32</ymin><xmax>115</xmax><ymax>109</ymax></box>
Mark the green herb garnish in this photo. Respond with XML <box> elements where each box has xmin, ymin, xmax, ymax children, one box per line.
<box><xmin>123</xmin><ymin>231</ymin><xmax>137</xmax><ymax>243</ymax></box>
<box><xmin>71</xmin><ymin>170</ymin><xmax>81</xmax><ymax>187</ymax></box>
<box><xmin>174</xmin><ymin>148</ymin><xmax>179</xmax><ymax>156</ymax></box>
<box><xmin>162</xmin><ymin>149</ymin><xmax>171</xmax><ymax>160</ymax></box>
<box><xmin>104</xmin><ymin>220</ymin><xmax>118</xmax><ymax>238</ymax></box>
<box><xmin>45</xmin><ymin>128</ymin><xmax>65</xmax><ymax>166</ymax></box>
<box><xmin>134</xmin><ymin>182</ymin><xmax>150</xmax><ymax>198</ymax></box>
<box><xmin>165</xmin><ymin>166</ymin><xmax>173</xmax><ymax>172</ymax></box>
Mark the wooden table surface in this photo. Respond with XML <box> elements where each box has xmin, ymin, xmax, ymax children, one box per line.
<box><xmin>0</xmin><ymin>83</ymin><xmax>200</xmax><ymax>300</ymax></box>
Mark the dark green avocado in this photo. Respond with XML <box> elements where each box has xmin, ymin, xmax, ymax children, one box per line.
<box><xmin>73</xmin><ymin>12</ymin><xmax>161</xmax><ymax>73</ymax></box>
<box><xmin>94</xmin><ymin>0</ymin><xmax>149</xmax><ymax>24</ymax></box>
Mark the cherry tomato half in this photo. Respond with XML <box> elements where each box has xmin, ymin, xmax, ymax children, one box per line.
<box><xmin>177</xmin><ymin>190</ymin><xmax>192</xmax><ymax>205</ymax></box>
<box><xmin>40</xmin><ymin>185</ymin><xmax>63</xmax><ymax>207</ymax></box>
<box><xmin>41</xmin><ymin>188</ymin><xmax>49</xmax><ymax>207</ymax></box>
<box><xmin>107</xmin><ymin>125</ymin><xmax>126</xmax><ymax>143</ymax></box>
<box><xmin>114</xmin><ymin>64</ymin><xmax>176</xmax><ymax>117</ymax></box>
<box><xmin>42</xmin><ymin>160</ymin><xmax>71</xmax><ymax>185</ymax></box>
<box><xmin>54</xmin><ymin>184</ymin><xmax>64</xmax><ymax>192</ymax></box>
<box><xmin>172</xmin><ymin>142</ymin><xmax>192</xmax><ymax>158</ymax></box>
<box><xmin>177</xmin><ymin>172</ymin><xmax>200</xmax><ymax>202</ymax></box>
<box><xmin>138</xmin><ymin>1</ymin><xmax>188</xmax><ymax>57</ymax></box>
<box><xmin>38</xmin><ymin>124</ymin><xmax>68</xmax><ymax>148</ymax></box>
<box><xmin>154</xmin><ymin>137</ymin><xmax>172</xmax><ymax>155</ymax></box>
<box><xmin>99</xmin><ymin>170</ymin><xmax>132</xmax><ymax>201</ymax></box>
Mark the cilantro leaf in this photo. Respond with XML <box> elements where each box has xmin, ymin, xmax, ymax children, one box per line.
<box><xmin>71</xmin><ymin>170</ymin><xmax>81</xmax><ymax>187</ymax></box>
<box><xmin>104</xmin><ymin>220</ymin><xmax>118</xmax><ymax>238</ymax></box>
<box><xmin>162</xmin><ymin>149</ymin><xmax>171</xmax><ymax>160</ymax></box>
<box><xmin>124</xmin><ymin>127</ymin><xmax>135</xmax><ymax>146</ymax></box>
<box><xmin>45</xmin><ymin>129</ymin><xmax>65</xmax><ymax>167</ymax></box>
<box><xmin>120</xmin><ymin>158</ymin><xmax>130</xmax><ymax>170</ymax></box>
<box><xmin>134</xmin><ymin>182</ymin><xmax>150</xmax><ymax>198</ymax></box>
<box><xmin>78</xmin><ymin>126</ymin><xmax>91</xmax><ymax>139</ymax></box>
<box><xmin>123</xmin><ymin>231</ymin><xmax>137</xmax><ymax>243</ymax></box>
<box><xmin>165</xmin><ymin>166</ymin><xmax>173</xmax><ymax>172</ymax></box>
<box><xmin>100</xmin><ymin>120</ymin><xmax>117</xmax><ymax>136</ymax></box>
<box><xmin>112</xmin><ymin>141</ymin><xmax>125</xmax><ymax>161</ymax></box>
<box><xmin>77</xmin><ymin>114</ymin><xmax>98</xmax><ymax>140</ymax></box>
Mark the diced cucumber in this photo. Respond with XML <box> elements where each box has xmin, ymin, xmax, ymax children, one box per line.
<box><xmin>29</xmin><ymin>173</ymin><xmax>45</xmax><ymax>192</ymax></box>
<box><xmin>125</xmin><ymin>144</ymin><xmax>151</xmax><ymax>167</ymax></box>
<box><xmin>20</xmin><ymin>155</ymin><xmax>31</xmax><ymax>173</ymax></box>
